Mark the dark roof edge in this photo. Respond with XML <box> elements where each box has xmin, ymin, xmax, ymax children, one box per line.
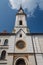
<box><xmin>0</xmin><ymin>33</ymin><xmax>16</xmax><ymax>36</ymax></box>
<box><xmin>0</xmin><ymin>33</ymin><xmax>43</xmax><ymax>36</ymax></box>
<box><xmin>16</xmin><ymin>13</ymin><xmax>26</xmax><ymax>16</ymax></box>
<box><xmin>26</xmin><ymin>33</ymin><xmax>43</xmax><ymax>35</ymax></box>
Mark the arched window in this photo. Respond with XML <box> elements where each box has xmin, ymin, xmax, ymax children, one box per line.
<box><xmin>4</xmin><ymin>39</ymin><xmax>8</xmax><ymax>46</ymax></box>
<box><xmin>20</xmin><ymin>34</ymin><xmax>22</xmax><ymax>37</ymax></box>
<box><xmin>0</xmin><ymin>39</ymin><xmax>1</xmax><ymax>42</ymax></box>
<box><xmin>16</xmin><ymin>58</ymin><xmax>26</xmax><ymax>65</ymax></box>
<box><xmin>1</xmin><ymin>50</ymin><xmax>6</xmax><ymax>60</ymax></box>
<box><xmin>19</xmin><ymin>20</ymin><xmax>22</xmax><ymax>25</ymax></box>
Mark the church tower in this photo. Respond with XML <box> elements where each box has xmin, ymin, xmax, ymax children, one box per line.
<box><xmin>11</xmin><ymin>6</ymin><xmax>34</xmax><ymax>65</ymax></box>
<box><xmin>12</xmin><ymin>6</ymin><xmax>30</xmax><ymax>33</ymax></box>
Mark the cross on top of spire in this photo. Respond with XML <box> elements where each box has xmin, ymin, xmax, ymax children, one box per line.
<box><xmin>20</xmin><ymin>5</ymin><xmax>22</xmax><ymax>10</ymax></box>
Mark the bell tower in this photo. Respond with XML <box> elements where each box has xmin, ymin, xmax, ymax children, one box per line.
<box><xmin>12</xmin><ymin>6</ymin><xmax>33</xmax><ymax>65</ymax></box>
<box><xmin>12</xmin><ymin>6</ymin><xmax>30</xmax><ymax>33</ymax></box>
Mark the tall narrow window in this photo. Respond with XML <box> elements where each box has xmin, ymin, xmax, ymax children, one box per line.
<box><xmin>1</xmin><ymin>50</ymin><xmax>6</xmax><ymax>60</ymax></box>
<box><xmin>0</xmin><ymin>39</ymin><xmax>1</xmax><ymax>42</ymax></box>
<box><xmin>4</xmin><ymin>39</ymin><xmax>8</xmax><ymax>46</ymax></box>
<box><xmin>19</xmin><ymin>20</ymin><xmax>22</xmax><ymax>25</ymax></box>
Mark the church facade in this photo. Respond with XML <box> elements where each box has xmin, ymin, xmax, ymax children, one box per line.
<box><xmin>0</xmin><ymin>7</ymin><xmax>43</xmax><ymax>65</ymax></box>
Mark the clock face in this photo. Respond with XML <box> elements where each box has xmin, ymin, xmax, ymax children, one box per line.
<box><xmin>16</xmin><ymin>41</ymin><xmax>25</xmax><ymax>49</ymax></box>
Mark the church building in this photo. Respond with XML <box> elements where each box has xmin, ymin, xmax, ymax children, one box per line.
<box><xmin>0</xmin><ymin>7</ymin><xmax>43</xmax><ymax>65</ymax></box>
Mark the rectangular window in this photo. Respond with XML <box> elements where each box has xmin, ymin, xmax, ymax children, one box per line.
<box><xmin>19</xmin><ymin>20</ymin><xmax>22</xmax><ymax>25</ymax></box>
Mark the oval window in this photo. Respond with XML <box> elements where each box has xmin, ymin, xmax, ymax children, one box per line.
<box><xmin>16</xmin><ymin>40</ymin><xmax>26</xmax><ymax>49</ymax></box>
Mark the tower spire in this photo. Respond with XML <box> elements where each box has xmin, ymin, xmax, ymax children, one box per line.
<box><xmin>20</xmin><ymin>4</ymin><xmax>22</xmax><ymax>9</ymax></box>
<box><xmin>19</xmin><ymin>0</ymin><xmax>22</xmax><ymax>10</ymax></box>
<box><xmin>18</xmin><ymin>0</ymin><xmax>22</xmax><ymax>9</ymax></box>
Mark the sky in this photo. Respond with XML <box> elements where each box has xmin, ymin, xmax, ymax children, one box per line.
<box><xmin>0</xmin><ymin>0</ymin><xmax>43</xmax><ymax>33</ymax></box>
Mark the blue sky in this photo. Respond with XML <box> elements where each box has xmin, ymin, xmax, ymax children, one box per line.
<box><xmin>0</xmin><ymin>0</ymin><xmax>43</xmax><ymax>33</ymax></box>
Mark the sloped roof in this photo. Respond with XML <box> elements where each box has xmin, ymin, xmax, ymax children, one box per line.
<box><xmin>16</xmin><ymin>6</ymin><xmax>26</xmax><ymax>16</ymax></box>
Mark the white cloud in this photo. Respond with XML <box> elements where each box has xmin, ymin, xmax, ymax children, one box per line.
<box><xmin>9</xmin><ymin>0</ymin><xmax>43</xmax><ymax>15</ymax></box>
<box><xmin>38</xmin><ymin>0</ymin><xmax>43</xmax><ymax>10</ymax></box>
